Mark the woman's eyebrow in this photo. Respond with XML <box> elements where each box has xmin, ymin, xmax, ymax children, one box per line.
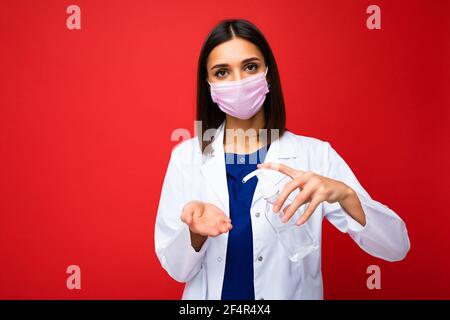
<box><xmin>210</xmin><ymin>57</ymin><xmax>261</xmax><ymax>70</ymax></box>
<box><xmin>241</xmin><ymin>57</ymin><xmax>260</xmax><ymax>64</ymax></box>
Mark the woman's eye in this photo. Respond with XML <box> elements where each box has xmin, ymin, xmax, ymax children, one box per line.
<box><xmin>215</xmin><ymin>70</ymin><xmax>228</xmax><ymax>78</ymax></box>
<box><xmin>245</xmin><ymin>63</ymin><xmax>258</xmax><ymax>72</ymax></box>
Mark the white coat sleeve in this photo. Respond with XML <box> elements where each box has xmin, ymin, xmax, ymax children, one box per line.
<box><xmin>321</xmin><ymin>141</ymin><xmax>410</xmax><ymax>262</ymax></box>
<box><xmin>154</xmin><ymin>146</ymin><xmax>209</xmax><ymax>283</ymax></box>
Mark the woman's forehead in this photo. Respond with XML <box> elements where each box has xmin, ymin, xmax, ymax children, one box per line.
<box><xmin>207</xmin><ymin>38</ymin><xmax>264</xmax><ymax>69</ymax></box>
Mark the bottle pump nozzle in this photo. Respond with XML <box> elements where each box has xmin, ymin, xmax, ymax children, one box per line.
<box><xmin>242</xmin><ymin>168</ymin><xmax>279</xmax><ymax>200</ymax></box>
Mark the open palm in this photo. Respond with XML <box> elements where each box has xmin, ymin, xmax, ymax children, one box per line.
<box><xmin>181</xmin><ymin>201</ymin><xmax>233</xmax><ymax>237</ymax></box>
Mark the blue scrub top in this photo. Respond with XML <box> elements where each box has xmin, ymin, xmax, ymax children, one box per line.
<box><xmin>221</xmin><ymin>144</ymin><xmax>270</xmax><ymax>300</ymax></box>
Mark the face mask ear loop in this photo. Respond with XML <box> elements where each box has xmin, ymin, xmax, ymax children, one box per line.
<box><xmin>265</xmin><ymin>66</ymin><xmax>270</xmax><ymax>88</ymax></box>
<box><xmin>206</xmin><ymin>77</ymin><xmax>213</xmax><ymax>93</ymax></box>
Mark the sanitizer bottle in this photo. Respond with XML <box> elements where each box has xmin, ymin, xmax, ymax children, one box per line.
<box><xmin>242</xmin><ymin>168</ymin><xmax>319</xmax><ymax>262</ymax></box>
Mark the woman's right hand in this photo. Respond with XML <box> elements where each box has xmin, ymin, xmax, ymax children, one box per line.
<box><xmin>181</xmin><ymin>200</ymin><xmax>233</xmax><ymax>237</ymax></box>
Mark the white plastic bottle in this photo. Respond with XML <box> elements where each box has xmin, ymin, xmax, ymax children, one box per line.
<box><xmin>242</xmin><ymin>168</ymin><xmax>319</xmax><ymax>262</ymax></box>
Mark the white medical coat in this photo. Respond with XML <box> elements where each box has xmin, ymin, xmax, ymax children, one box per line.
<box><xmin>154</xmin><ymin>121</ymin><xmax>410</xmax><ymax>299</ymax></box>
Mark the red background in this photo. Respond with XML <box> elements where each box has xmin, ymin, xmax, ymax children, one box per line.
<box><xmin>0</xmin><ymin>0</ymin><xmax>449</xmax><ymax>299</ymax></box>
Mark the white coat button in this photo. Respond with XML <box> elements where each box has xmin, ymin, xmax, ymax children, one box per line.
<box><xmin>255</xmin><ymin>212</ymin><xmax>260</xmax><ymax>218</ymax></box>
<box><xmin>257</xmin><ymin>256</ymin><xmax>263</xmax><ymax>262</ymax></box>
<box><xmin>217</xmin><ymin>257</ymin><xmax>222</xmax><ymax>262</ymax></box>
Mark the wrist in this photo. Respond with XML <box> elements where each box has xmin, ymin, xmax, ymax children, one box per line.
<box><xmin>339</xmin><ymin>185</ymin><xmax>367</xmax><ymax>227</ymax></box>
<box><xmin>189</xmin><ymin>230</ymin><xmax>207</xmax><ymax>251</ymax></box>
<box><xmin>340</xmin><ymin>184</ymin><xmax>356</xmax><ymax>202</ymax></box>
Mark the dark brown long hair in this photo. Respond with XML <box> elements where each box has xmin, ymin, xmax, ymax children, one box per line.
<box><xmin>196</xmin><ymin>19</ymin><xmax>286</xmax><ymax>152</ymax></box>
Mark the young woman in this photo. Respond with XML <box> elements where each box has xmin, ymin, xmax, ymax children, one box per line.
<box><xmin>154</xmin><ymin>19</ymin><xmax>410</xmax><ymax>300</ymax></box>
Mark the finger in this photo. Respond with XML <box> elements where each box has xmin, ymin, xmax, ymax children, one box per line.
<box><xmin>181</xmin><ymin>207</ymin><xmax>193</xmax><ymax>225</ymax></box>
<box><xmin>282</xmin><ymin>203</ymin><xmax>291</xmax><ymax>214</ymax></box>
<box><xmin>219</xmin><ymin>223</ymin><xmax>232</xmax><ymax>234</ymax></box>
<box><xmin>257</xmin><ymin>162</ymin><xmax>305</xmax><ymax>179</ymax></box>
<box><xmin>273</xmin><ymin>175</ymin><xmax>310</xmax><ymax>212</ymax></box>
<box><xmin>218</xmin><ymin>215</ymin><xmax>231</xmax><ymax>224</ymax></box>
<box><xmin>281</xmin><ymin>186</ymin><xmax>315</xmax><ymax>223</ymax></box>
<box><xmin>296</xmin><ymin>196</ymin><xmax>324</xmax><ymax>226</ymax></box>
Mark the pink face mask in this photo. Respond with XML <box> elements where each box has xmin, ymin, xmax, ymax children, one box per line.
<box><xmin>207</xmin><ymin>67</ymin><xmax>270</xmax><ymax>120</ymax></box>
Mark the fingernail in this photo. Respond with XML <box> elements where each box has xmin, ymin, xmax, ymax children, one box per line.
<box><xmin>273</xmin><ymin>205</ymin><xmax>279</xmax><ymax>212</ymax></box>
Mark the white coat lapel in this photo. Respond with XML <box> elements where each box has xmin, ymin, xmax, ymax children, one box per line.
<box><xmin>251</xmin><ymin>131</ymin><xmax>298</xmax><ymax>207</ymax></box>
<box><xmin>200</xmin><ymin>121</ymin><xmax>230</xmax><ymax>216</ymax></box>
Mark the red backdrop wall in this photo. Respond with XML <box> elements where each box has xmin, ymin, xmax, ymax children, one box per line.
<box><xmin>0</xmin><ymin>0</ymin><xmax>449</xmax><ymax>299</ymax></box>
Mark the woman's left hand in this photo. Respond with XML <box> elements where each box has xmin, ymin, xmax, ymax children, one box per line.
<box><xmin>257</xmin><ymin>162</ymin><xmax>357</xmax><ymax>226</ymax></box>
